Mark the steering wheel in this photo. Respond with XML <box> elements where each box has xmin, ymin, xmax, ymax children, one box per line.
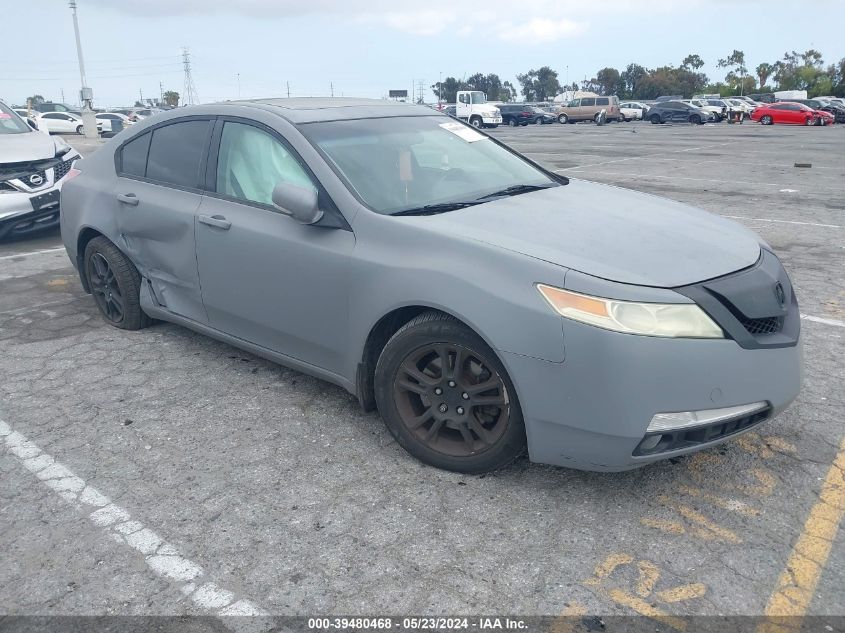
<box><xmin>433</xmin><ymin>167</ymin><xmax>469</xmax><ymax>191</ymax></box>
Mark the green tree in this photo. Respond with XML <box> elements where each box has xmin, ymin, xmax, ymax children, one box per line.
<box><xmin>27</xmin><ymin>94</ymin><xmax>45</xmax><ymax>105</ymax></box>
<box><xmin>620</xmin><ymin>63</ymin><xmax>648</xmax><ymax>99</ymax></box>
<box><xmin>756</xmin><ymin>63</ymin><xmax>774</xmax><ymax>89</ymax></box>
<box><xmin>430</xmin><ymin>76</ymin><xmax>463</xmax><ymax>103</ymax></box>
<box><xmin>681</xmin><ymin>54</ymin><xmax>705</xmax><ymax>71</ymax></box>
<box><xmin>502</xmin><ymin>81</ymin><xmax>517</xmax><ymax>102</ymax></box>
<box><xmin>162</xmin><ymin>90</ymin><xmax>180</xmax><ymax>107</ymax></box>
<box><xmin>465</xmin><ymin>73</ymin><xmax>507</xmax><ymax>101</ymax></box>
<box><xmin>593</xmin><ymin>67</ymin><xmax>621</xmax><ymax>95</ymax></box>
<box><xmin>718</xmin><ymin>49</ymin><xmax>751</xmax><ymax>94</ymax></box>
<box><xmin>516</xmin><ymin>66</ymin><xmax>561</xmax><ymax>101</ymax></box>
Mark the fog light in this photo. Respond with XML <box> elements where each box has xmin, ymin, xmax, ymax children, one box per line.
<box><xmin>647</xmin><ymin>402</ymin><xmax>768</xmax><ymax>433</ymax></box>
<box><xmin>638</xmin><ymin>435</ymin><xmax>663</xmax><ymax>452</ymax></box>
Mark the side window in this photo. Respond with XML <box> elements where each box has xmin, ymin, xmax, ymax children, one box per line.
<box><xmin>120</xmin><ymin>132</ymin><xmax>152</xmax><ymax>178</ymax></box>
<box><xmin>215</xmin><ymin>121</ymin><xmax>316</xmax><ymax>207</ymax></box>
<box><xmin>567</xmin><ymin>99</ymin><xmax>579</xmax><ymax>107</ymax></box>
<box><xmin>596</xmin><ymin>98</ymin><xmax>609</xmax><ymax>106</ymax></box>
<box><xmin>581</xmin><ymin>98</ymin><xmax>596</xmax><ymax>107</ymax></box>
<box><xmin>43</xmin><ymin>113</ymin><xmax>60</xmax><ymax>119</ymax></box>
<box><xmin>146</xmin><ymin>120</ymin><xmax>210</xmax><ymax>188</ymax></box>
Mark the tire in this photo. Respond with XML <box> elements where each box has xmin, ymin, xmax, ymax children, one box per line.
<box><xmin>83</xmin><ymin>236</ymin><xmax>151</xmax><ymax>330</ymax></box>
<box><xmin>557</xmin><ymin>113</ymin><xmax>568</xmax><ymax>124</ymax></box>
<box><xmin>806</xmin><ymin>116</ymin><xmax>815</xmax><ymax>126</ymax></box>
<box><xmin>650</xmin><ymin>113</ymin><xmax>662</xmax><ymax>124</ymax></box>
<box><xmin>76</xmin><ymin>125</ymin><xmax>83</xmax><ymax>134</ymax></box>
<box><xmin>508</xmin><ymin>118</ymin><xmax>518</xmax><ymax>127</ymax></box>
<box><xmin>470</xmin><ymin>116</ymin><xmax>483</xmax><ymax>129</ymax></box>
<box><xmin>690</xmin><ymin>114</ymin><xmax>702</xmax><ymax>125</ymax></box>
<box><xmin>374</xmin><ymin>311</ymin><xmax>526</xmax><ymax>474</ymax></box>
<box><xmin>760</xmin><ymin>115</ymin><xmax>773</xmax><ymax>125</ymax></box>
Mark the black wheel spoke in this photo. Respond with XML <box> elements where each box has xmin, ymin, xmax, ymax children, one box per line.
<box><xmin>408</xmin><ymin>408</ymin><xmax>434</xmax><ymax>429</ymax></box>
<box><xmin>397</xmin><ymin>379</ymin><xmax>429</xmax><ymax>396</ymax></box>
<box><xmin>424</xmin><ymin>419</ymin><xmax>445</xmax><ymax>442</ymax></box>
<box><xmin>467</xmin><ymin>417</ymin><xmax>494</xmax><ymax>446</ymax></box>
<box><xmin>435</xmin><ymin>345</ymin><xmax>451</xmax><ymax>378</ymax></box>
<box><xmin>473</xmin><ymin>394</ymin><xmax>506</xmax><ymax>407</ymax></box>
<box><xmin>465</xmin><ymin>377</ymin><xmax>499</xmax><ymax>395</ymax></box>
<box><xmin>458</xmin><ymin>425</ymin><xmax>476</xmax><ymax>450</ymax></box>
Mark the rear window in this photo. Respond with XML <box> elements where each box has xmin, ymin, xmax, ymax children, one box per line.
<box><xmin>596</xmin><ymin>98</ymin><xmax>609</xmax><ymax>106</ymax></box>
<box><xmin>120</xmin><ymin>132</ymin><xmax>151</xmax><ymax>177</ymax></box>
<box><xmin>145</xmin><ymin>120</ymin><xmax>210</xmax><ymax>188</ymax></box>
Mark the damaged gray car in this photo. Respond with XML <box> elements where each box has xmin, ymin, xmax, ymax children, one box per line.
<box><xmin>60</xmin><ymin>99</ymin><xmax>802</xmax><ymax>473</ymax></box>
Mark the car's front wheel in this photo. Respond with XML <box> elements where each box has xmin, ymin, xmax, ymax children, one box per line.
<box><xmin>508</xmin><ymin>118</ymin><xmax>517</xmax><ymax>127</ymax></box>
<box><xmin>760</xmin><ymin>115</ymin><xmax>773</xmax><ymax>125</ymax></box>
<box><xmin>84</xmin><ymin>236</ymin><xmax>151</xmax><ymax>330</ymax></box>
<box><xmin>76</xmin><ymin>125</ymin><xmax>83</xmax><ymax>134</ymax></box>
<box><xmin>650</xmin><ymin>113</ymin><xmax>662</xmax><ymax>124</ymax></box>
<box><xmin>558</xmin><ymin>114</ymin><xmax>568</xmax><ymax>124</ymax></box>
<box><xmin>375</xmin><ymin>311</ymin><xmax>526</xmax><ymax>473</ymax></box>
<box><xmin>470</xmin><ymin>116</ymin><xmax>483</xmax><ymax>128</ymax></box>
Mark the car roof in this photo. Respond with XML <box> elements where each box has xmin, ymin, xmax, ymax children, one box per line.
<box><xmin>224</xmin><ymin>97</ymin><xmax>438</xmax><ymax>124</ymax></box>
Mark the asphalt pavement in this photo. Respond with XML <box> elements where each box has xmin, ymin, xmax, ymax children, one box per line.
<box><xmin>1</xmin><ymin>123</ymin><xmax>843</xmax><ymax>630</ymax></box>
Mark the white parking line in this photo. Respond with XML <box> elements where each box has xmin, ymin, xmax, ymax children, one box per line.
<box><xmin>568</xmin><ymin>170</ymin><xmax>784</xmax><ymax>187</ymax></box>
<box><xmin>0</xmin><ymin>417</ymin><xmax>272</xmax><ymax>628</ymax></box>
<box><xmin>802</xmin><ymin>314</ymin><xmax>845</xmax><ymax>328</ymax></box>
<box><xmin>724</xmin><ymin>216</ymin><xmax>842</xmax><ymax>229</ymax></box>
<box><xmin>0</xmin><ymin>246</ymin><xmax>66</xmax><ymax>261</ymax></box>
<box><xmin>554</xmin><ymin>143</ymin><xmax>728</xmax><ymax>171</ymax></box>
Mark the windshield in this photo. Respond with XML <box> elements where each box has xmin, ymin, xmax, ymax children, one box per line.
<box><xmin>301</xmin><ymin>115</ymin><xmax>559</xmax><ymax>215</ymax></box>
<box><xmin>0</xmin><ymin>102</ymin><xmax>31</xmax><ymax>134</ymax></box>
<box><xmin>470</xmin><ymin>92</ymin><xmax>487</xmax><ymax>104</ymax></box>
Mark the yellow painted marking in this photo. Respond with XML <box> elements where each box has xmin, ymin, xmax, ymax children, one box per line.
<box><xmin>657</xmin><ymin>583</ymin><xmax>707</xmax><ymax>603</ymax></box>
<box><xmin>636</xmin><ymin>560</ymin><xmax>660</xmax><ymax>598</ymax></box>
<box><xmin>606</xmin><ymin>589</ymin><xmax>687</xmax><ymax>631</ymax></box>
<box><xmin>46</xmin><ymin>278</ymin><xmax>69</xmax><ymax>287</ymax></box>
<box><xmin>678</xmin><ymin>485</ymin><xmax>761</xmax><ymax>517</ymax></box>
<box><xmin>549</xmin><ymin>603</ymin><xmax>588</xmax><ymax>633</ymax></box>
<box><xmin>584</xmin><ymin>553</ymin><xmax>633</xmax><ymax>585</ymax></box>
<box><xmin>657</xmin><ymin>495</ymin><xmax>742</xmax><ymax>544</ymax></box>
<box><xmin>641</xmin><ymin>517</ymin><xmax>686</xmax><ymax>534</ymax></box>
<box><xmin>758</xmin><ymin>436</ymin><xmax>845</xmax><ymax>628</ymax></box>
<box><xmin>735</xmin><ymin>468</ymin><xmax>777</xmax><ymax>498</ymax></box>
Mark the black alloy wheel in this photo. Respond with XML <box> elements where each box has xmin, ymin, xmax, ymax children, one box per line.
<box><xmin>88</xmin><ymin>253</ymin><xmax>125</xmax><ymax>323</ymax></box>
<box><xmin>375</xmin><ymin>311</ymin><xmax>526</xmax><ymax>473</ymax></box>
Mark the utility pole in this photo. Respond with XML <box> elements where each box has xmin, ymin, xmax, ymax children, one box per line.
<box><xmin>61</xmin><ymin>88</ymin><xmax>66</xmax><ymax>104</ymax></box>
<box><xmin>159</xmin><ymin>81</ymin><xmax>164</xmax><ymax>106</ymax></box>
<box><xmin>182</xmin><ymin>47</ymin><xmax>199</xmax><ymax>106</ymax></box>
<box><xmin>68</xmin><ymin>1</ymin><xmax>97</xmax><ymax>138</ymax></box>
<box><xmin>438</xmin><ymin>71</ymin><xmax>442</xmax><ymax>107</ymax></box>
<box><xmin>139</xmin><ymin>88</ymin><xmax>144</xmax><ymax>105</ymax></box>
<box><xmin>417</xmin><ymin>79</ymin><xmax>425</xmax><ymax>104</ymax></box>
<box><xmin>237</xmin><ymin>73</ymin><xmax>240</xmax><ymax>99</ymax></box>
<box><xmin>330</xmin><ymin>82</ymin><xmax>334</xmax><ymax>97</ymax></box>
<box><xmin>286</xmin><ymin>81</ymin><xmax>290</xmax><ymax>98</ymax></box>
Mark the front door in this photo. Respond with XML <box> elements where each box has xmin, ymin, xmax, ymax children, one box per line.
<box><xmin>194</xmin><ymin>119</ymin><xmax>355</xmax><ymax>374</ymax></box>
<box><xmin>113</xmin><ymin>118</ymin><xmax>213</xmax><ymax>323</ymax></box>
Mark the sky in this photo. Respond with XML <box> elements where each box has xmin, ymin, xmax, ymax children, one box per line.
<box><xmin>0</xmin><ymin>0</ymin><xmax>841</xmax><ymax>108</ymax></box>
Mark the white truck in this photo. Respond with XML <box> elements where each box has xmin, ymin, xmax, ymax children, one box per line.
<box><xmin>456</xmin><ymin>91</ymin><xmax>502</xmax><ymax>128</ymax></box>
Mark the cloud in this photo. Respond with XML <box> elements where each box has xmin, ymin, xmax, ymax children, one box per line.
<box><xmin>496</xmin><ymin>18</ymin><xmax>587</xmax><ymax>43</ymax></box>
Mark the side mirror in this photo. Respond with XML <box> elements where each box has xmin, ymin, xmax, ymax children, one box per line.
<box><xmin>26</xmin><ymin>118</ymin><xmax>38</xmax><ymax>130</ymax></box>
<box><xmin>271</xmin><ymin>181</ymin><xmax>323</xmax><ymax>225</ymax></box>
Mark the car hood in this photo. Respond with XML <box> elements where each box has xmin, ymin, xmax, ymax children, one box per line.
<box><xmin>410</xmin><ymin>179</ymin><xmax>762</xmax><ymax>288</ymax></box>
<box><xmin>0</xmin><ymin>131</ymin><xmax>57</xmax><ymax>163</ymax></box>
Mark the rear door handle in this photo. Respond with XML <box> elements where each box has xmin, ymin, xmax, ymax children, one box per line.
<box><xmin>198</xmin><ymin>215</ymin><xmax>232</xmax><ymax>230</ymax></box>
<box><xmin>117</xmin><ymin>193</ymin><xmax>139</xmax><ymax>206</ymax></box>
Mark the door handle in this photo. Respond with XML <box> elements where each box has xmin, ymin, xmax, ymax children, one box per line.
<box><xmin>117</xmin><ymin>193</ymin><xmax>139</xmax><ymax>206</ymax></box>
<box><xmin>198</xmin><ymin>215</ymin><xmax>231</xmax><ymax>230</ymax></box>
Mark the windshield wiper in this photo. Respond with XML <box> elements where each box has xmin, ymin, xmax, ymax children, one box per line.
<box><xmin>475</xmin><ymin>183</ymin><xmax>555</xmax><ymax>201</ymax></box>
<box><xmin>391</xmin><ymin>201</ymin><xmax>482</xmax><ymax>216</ymax></box>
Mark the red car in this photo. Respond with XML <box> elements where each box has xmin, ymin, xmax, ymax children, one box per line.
<box><xmin>815</xmin><ymin>110</ymin><xmax>835</xmax><ymax>126</ymax></box>
<box><xmin>751</xmin><ymin>102</ymin><xmax>820</xmax><ymax>126</ymax></box>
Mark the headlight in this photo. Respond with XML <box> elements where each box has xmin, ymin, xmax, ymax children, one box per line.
<box><xmin>54</xmin><ymin>137</ymin><xmax>72</xmax><ymax>157</ymax></box>
<box><xmin>536</xmin><ymin>284</ymin><xmax>724</xmax><ymax>338</ymax></box>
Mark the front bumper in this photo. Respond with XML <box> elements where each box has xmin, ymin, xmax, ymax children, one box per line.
<box><xmin>503</xmin><ymin>327</ymin><xmax>802</xmax><ymax>471</ymax></box>
<box><xmin>482</xmin><ymin>116</ymin><xmax>503</xmax><ymax>125</ymax></box>
<box><xmin>0</xmin><ymin>153</ymin><xmax>77</xmax><ymax>240</ymax></box>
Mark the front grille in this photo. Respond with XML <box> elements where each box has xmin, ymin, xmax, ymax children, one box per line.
<box><xmin>633</xmin><ymin>408</ymin><xmax>771</xmax><ymax>456</ymax></box>
<box><xmin>742</xmin><ymin>316</ymin><xmax>783</xmax><ymax>335</ymax></box>
<box><xmin>54</xmin><ymin>158</ymin><xmax>72</xmax><ymax>181</ymax></box>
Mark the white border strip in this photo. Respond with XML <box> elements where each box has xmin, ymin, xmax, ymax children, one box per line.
<box><xmin>802</xmin><ymin>314</ymin><xmax>845</xmax><ymax>329</ymax></box>
<box><xmin>0</xmin><ymin>418</ymin><xmax>271</xmax><ymax>627</ymax></box>
<box><xmin>0</xmin><ymin>246</ymin><xmax>66</xmax><ymax>261</ymax></box>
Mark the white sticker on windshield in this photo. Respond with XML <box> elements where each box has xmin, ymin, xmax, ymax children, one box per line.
<box><xmin>439</xmin><ymin>121</ymin><xmax>485</xmax><ymax>142</ymax></box>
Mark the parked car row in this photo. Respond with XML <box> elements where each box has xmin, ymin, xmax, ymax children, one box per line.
<box><xmin>10</xmin><ymin>107</ymin><xmax>165</xmax><ymax>136</ymax></box>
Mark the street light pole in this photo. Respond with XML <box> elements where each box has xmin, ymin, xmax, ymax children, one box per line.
<box><xmin>69</xmin><ymin>1</ymin><xmax>97</xmax><ymax>139</ymax></box>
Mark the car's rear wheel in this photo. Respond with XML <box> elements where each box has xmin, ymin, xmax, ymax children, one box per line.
<box><xmin>558</xmin><ymin>113</ymin><xmax>568</xmax><ymax>124</ymax></box>
<box><xmin>760</xmin><ymin>115</ymin><xmax>773</xmax><ymax>125</ymax></box>
<box><xmin>806</xmin><ymin>116</ymin><xmax>815</xmax><ymax>126</ymax></box>
<box><xmin>375</xmin><ymin>311</ymin><xmax>526</xmax><ymax>473</ymax></box>
<box><xmin>84</xmin><ymin>237</ymin><xmax>151</xmax><ymax>330</ymax></box>
<box><xmin>650</xmin><ymin>113</ymin><xmax>662</xmax><ymax>124</ymax></box>
<box><xmin>690</xmin><ymin>114</ymin><xmax>702</xmax><ymax>125</ymax></box>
